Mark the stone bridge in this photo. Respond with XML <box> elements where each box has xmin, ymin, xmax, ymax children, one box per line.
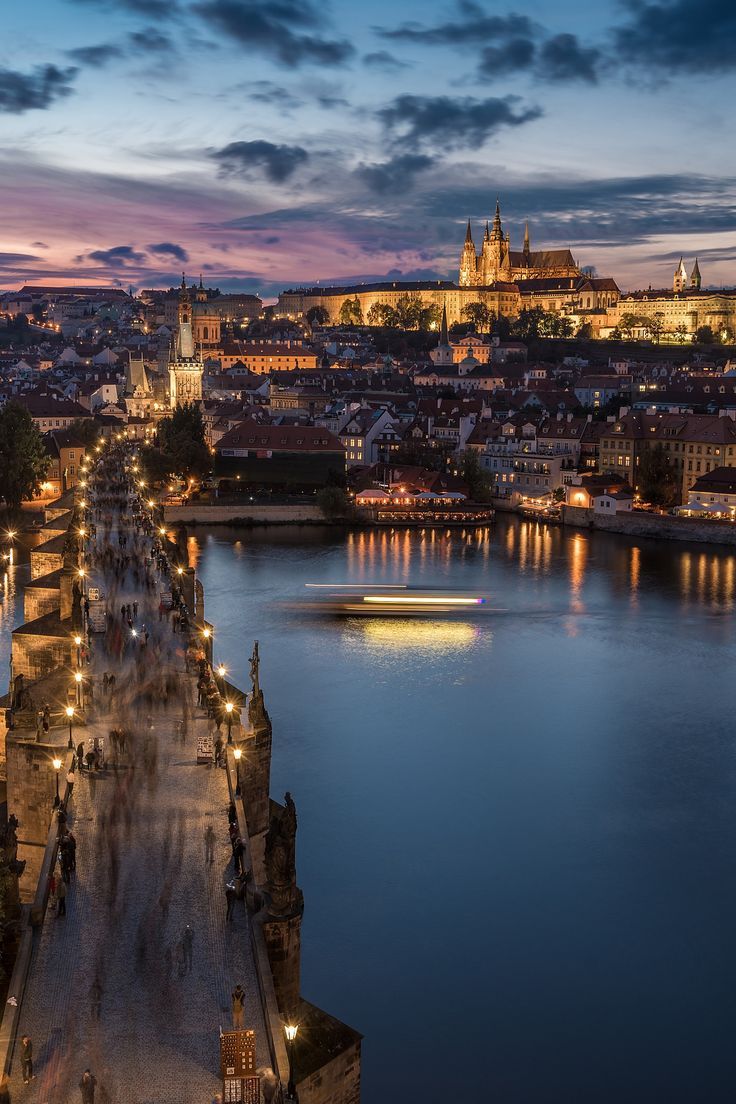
<box><xmin>0</xmin><ymin>445</ymin><xmax>360</xmax><ymax>1104</ymax></box>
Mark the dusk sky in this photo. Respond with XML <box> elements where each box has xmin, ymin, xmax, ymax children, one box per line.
<box><xmin>2</xmin><ymin>0</ymin><xmax>735</xmax><ymax>296</ymax></box>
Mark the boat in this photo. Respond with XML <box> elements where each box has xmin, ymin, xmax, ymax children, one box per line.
<box><xmin>299</xmin><ymin>583</ymin><xmax>492</xmax><ymax>617</ymax></box>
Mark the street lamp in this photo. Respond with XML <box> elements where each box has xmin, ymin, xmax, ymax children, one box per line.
<box><xmin>284</xmin><ymin>1024</ymin><xmax>299</xmax><ymax>1100</ymax></box>
<box><xmin>66</xmin><ymin>706</ymin><xmax>74</xmax><ymax>750</ymax></box>
<box><xmin>225</xmin><ymin>701</ymin><xmax>234</xmax><ymax>744</ymax></box>
<box><xmin>52</xmin><ymin>756</ymin><xmax>62</xmax><ymax>807</ymax></box>
<box><xmin>74</xmin><ymin>671</ymin><xmax>83</xmax><ymax>708</ymax></box>
<box><xmin>233</xmin><ymin>746</ymin><xmax>242</xmax><ymax>797</ymax></box>
<box><xmin>73</xmin><ymin>634</ymin><xmax>82</xmax><ymax>666</ymax></box>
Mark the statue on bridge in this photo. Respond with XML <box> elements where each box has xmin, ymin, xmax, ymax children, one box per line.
<box><xmin>249</xmin><ymin>640</ymin><xmax>260</xmax><ymax>696</ymax></box>
<box><xmin>264</xmin><ymin>792</ymin><xmax>298</xmax><ymax>915</ymax></box>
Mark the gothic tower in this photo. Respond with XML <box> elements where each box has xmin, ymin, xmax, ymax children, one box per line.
<box><xmin>673</xmin><ymin>257</ymin><xmax>688</xmax><ymax>293</ymax></box>
<box><xmin>690</xmin><ymin>258</ymin><xmax>701</xmax><ymax>289</ymax></box>
<box><xmin>459</xmin><ymin>221</ymin><xmax>478</xmax><ymax>287</ymax></box>
<box><xmin>168</xmin><ymin>274</ymin><xmax>204</xmax><ymax>408</ymax></box>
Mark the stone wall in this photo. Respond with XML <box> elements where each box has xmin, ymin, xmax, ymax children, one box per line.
<box><xmin>12</xmin><ymin>634</ymin><xmax>70</xmax><ymax>681</ymax></box>
<box><xmin>7</xmin><ymin>740</ymin><xmax>60</xmax><ymax>902</ymax></box>
<box><xmin>30</xmin><ymin>549</ymin><xmax>64</xmax><ymax>580</ymax></box>
<box><xmin>24</xmin><ymin>588</ymin><xmax>60</xmax><ymax>623</ymax></box>
<box><xmin>164</xmin><ymin>504</ymin><xmax>325</xmax><ymax>525</ymax></box>
<box><xmin>297</xmin><ymin>1042</ymin><xmax>362</xmax><ymax>1104</ymax></box>
<box><xmin>561</xmin><ymin>505</ymin><xmax>736</xmax><ymax>547</ymax></box>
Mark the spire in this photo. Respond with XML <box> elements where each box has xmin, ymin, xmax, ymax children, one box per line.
<box><xmin>465</xmin><ymin>220</ymin><xmax>473</xmax><ymax>244</ymax></box>
<box><xmin>199</xmin><ymin>273</ymin><xmax>204</xmax><ymax>289</ymax></box>
<box><xmin>181</xmin><ymin>272</ymin><xmax>186</xmax><ymax>290</ymax></box>
<box><xmin>440</xmin><ymin>304</ymin><xmax>449</xmax><ymax>345</ymax></box>
<box><xmin>523</xmin><ymin>220</ymin><xmax>530</xmax><ymax>254</ymax></box>
<box><xmin>690</xmin><ymin>257</ymin><xmax>701</xmax><ymax>289</ymax></box>
<box><xmin>484</xmin><ymin>221</ymin><xmax>490</xmax><ymax>242</ymax></box>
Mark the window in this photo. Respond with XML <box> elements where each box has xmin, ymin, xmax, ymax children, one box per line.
<box><xmin>69</xmin><ymin>451</ymin><xmax>75</xmax><ymax>459</ymax></box>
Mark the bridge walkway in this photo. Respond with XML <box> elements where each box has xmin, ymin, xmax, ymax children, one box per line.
<box><xmin>8</xmin><ymin>487</ymin><xmax>269</xmax><ymax>1103</ymax></box>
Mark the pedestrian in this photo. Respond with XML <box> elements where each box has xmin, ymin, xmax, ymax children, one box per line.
<box><xmin>79</xmin><ymin>1069</ymin><xmax>96</xmax><ymax>1104</ymax></box>
<box><xmin>66</xmin><ymin>767</ymin><xmax>75</xmax><ymax>798</ymax></box>
<box><xmin>232</xmin><ymin>837</ymin><xmax>245</xmax><ymax>874</ymax></box>
<box><xmin>182</xmin><ymin>924</ymin><xmax>194</xmax><ymax>972</ymax></box>
<box><xmin>56</xmin><ymin>876</ymin><xmax>67</xmax><ymax>917</ymax></box>
<box><xmin>158</xmin><ymin>600</ymin><xmax>164</xmax><ymax>622</ymax></box>
<box><xmin>77</xmin><ymin>741</ymin><xmax>85</xmax><ymax>771</ymax></box>
<box><xmin>68</xmin><ymin>830</ymin><xmax>77</xmax><ymax>871</ymax></box>
<box><xmin>225</xmin><ymin>883</ymin><xmax>237</xmax><ymax>922</ymax></box>
<box><xmin>42</xmin><ymin>705</ymin><xmax>50</xmax><ymax>736</ymax></box>
<box><xmin>231</xmin><ymin>984</ymin><xmax>245</xmax><ymax>1030</ymax></box>
<box><xmin>214</xmin><ymin>735</ymin><xmax>224</xmax><ymax>768</ymax></box>
<box><xmin>204</xmin><ymin>824</ymin><xmax>216</xmax><ymax>863</ymax></box>
<box><xmin>20</xmin><ymin>1035</ymin><xmax>33</xmax><ymax>1083</ymax></box>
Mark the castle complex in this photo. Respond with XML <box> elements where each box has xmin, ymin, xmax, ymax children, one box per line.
<box><xmin>459</xmin><ymin>202</ymin><xmax>580</xmax><ymax>286</ymax></box>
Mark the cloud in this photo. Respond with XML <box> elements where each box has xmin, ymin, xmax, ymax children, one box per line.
<box><xmin>128</xmin><ymin>28</ymin><xmax>174</xmax><ymax>52</ymax></box>
<box><xmin>356</xmin><ymin>154</ymin><xmax>434</xmax><ymax>194</ymax></box>
<box><xmin>213</xmin><ymin>140</ymin><xmax>309</xmax><ymax>182</ymax></box>
<box><xmin>0</xmin><ymin>65</ymin><xmax>78</xmax><ymax>114</ymax></box>
<box><xmin>192</xmin><ymin>0</ymin><xmax>354</xmax><ymax>67</ymax></box>
<box><xmin>378</xmin><ymin>94</ymin><xmax>541</xmax><ymax>150</ymax></box>
<box><xmin>538</xmin><ymin>34</ymin><xmax>600</xmax><ymax>83</ymax></box>
<box><xmin>84</xmin><ymin>245</ymin><xmax>147</xmax><ymax>266</ymax></box>
<box><xmin>612</xmin><ymin>0</ymin><xmax>736</xmax><ymax>73</ymax></box>
<box><xmin>377</xmin><ymin>7</ymin><xmax>537</xmax><ymax>46</ymax></box>
<box><xmin>362</xmin><ymin>50</ymin><xmax>410</xmax><ymax>72</ymax></box>
<box><xmin>240</xmin><ymin>80</ymin><xmax>303</xmax><ymax>110</ymax></box>
<box><xmin>70</xmin><ymin>0</ymin><xmax>178</xmax><ymax>19</ymax></box>
<box><xmin>66</xmin><ymin>44</ymin><xmax>125</xmax><ymax>67</ymax></box>
<box><xmin>477</xmin><ymin>37</ymin><xmax>536</xmax><ymax>78</ymax></box>
<box><xmin>0</xmin><ymin>252</ymin><xmax>41</xmax><ymax>266</ymax></box>
<box><xmin>148</xmin><ymin>242</ymin><xmax>189</xmax><ymax>262</ymax></box>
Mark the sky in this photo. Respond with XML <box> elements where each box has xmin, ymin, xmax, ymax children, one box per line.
<box><xmin>1</xmin><ymin>0</ymin><xmax>736</xmax><ymax>296</ymax></box>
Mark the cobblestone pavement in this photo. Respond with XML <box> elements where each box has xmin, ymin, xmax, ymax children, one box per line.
<box><xmin>10</xmin><ymin>500</ymin><xmax>269</xmax><ymax>1103</ymax></box>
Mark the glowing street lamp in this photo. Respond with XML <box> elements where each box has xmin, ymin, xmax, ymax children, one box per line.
<box><xmin>64</xmin><ymin>704</ymin><xmax>75</xmax><ymax>750</ymax></box>
<box><xmin>225</xmin><ymin>701</ymin><xmax>234</xmax><ymax>744</ymax></box>
<box><xmin>284</xmin><ymin>1024</ymin><xmax>299</xmax><ymax>1100</ymax></box>
<box><xmin>53</xmin><ymin>756</ymin><xmax>63</xmax><ymax>807</ymax></box>
<box><xmin>74</xmin><ymin>670</ymin><xmax>83</xmax><ymax>708</ymax></box>
<box><xmin>73</xmin><ymin>633</ymin><xmax>82</xmax><ymax>666</ymax></box>
<box><xmin>233</xmin><ymin>745</ymin><xmax>242</xmax><ymax>797</ymax></box>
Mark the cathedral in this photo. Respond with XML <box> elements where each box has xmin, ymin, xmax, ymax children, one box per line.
<box><xmin>673</xmin><ymin>257</ymin><xmax>701</xmax><ymax>293</ymax></box>
<box><xmin>459</xmin><ymin>201</ymin><xmax>581</xmax><ymax>287</ymax></box>
<box><xmin>168</xmin><ymin>277</ymin><xmax>204</xmax><ymax>408</ymax></box>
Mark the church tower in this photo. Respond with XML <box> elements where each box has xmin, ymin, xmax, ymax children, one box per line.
<box><xmin>430</xmin><ymin>305</ymin><xmax>454</xmax><ymax>367</ymax></box>
<box><xmin>690</xmin><ymin>258</ymin><xmax>701</xmax><ymax>289</ymax></box>
<box><xmin>168</xmin><ymin>274</ymin><xmax>204</xmax><ymax>409</ymax></box>
<box><xmin>459</xmin><ymin>221</ymin><xmax>478</xmax><ymax>287</ymax></box>
<box><xmin>673</xmin><ymin>257</ymin><xmax>688</xmax><ymax>293</ymax></box>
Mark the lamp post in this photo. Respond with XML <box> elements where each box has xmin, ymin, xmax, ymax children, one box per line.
<box><xmin>52</xmin><ymin>756</ymin><xmax>62</xmax><ymax>808</ymax></box>
<box><xmin>233</xmin><ymin>746</ymin><xmax>242</xmax><ymax>797</ymax></box>
<box><xmin>225</xmin><ymin>701</ymin><xmax>234</xmax><ymax>744</ymax></box>
<box><xmin>74</xmin><ymin>671</ymin><xmax>83</xmax><ymax>708</ymax></box>
<box><xmin>66</xmin><ymin>706</ymin><xmax>75</xmax><ymax>750</ymax></box>
<box><xmin>6</xmin><ymin>530</ymin><xmax>15</xmax><ymax>566</ymax></box>
<box><xmin>284</xmin><ymin>1024</ymin><xmax>299</xmax><ymax>1101</ymax></box>
<box><xmin>216</xmin><ymin>664</ymin><xmax>227</xmax><ymax>693</ymax></box>
<box><xmin>74</xmin><ymin>634</ymin><xmax>82</xmax><ymax>667</ymax></box>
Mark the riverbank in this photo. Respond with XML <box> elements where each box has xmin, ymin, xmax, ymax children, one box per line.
<box><xmin>561</xmin><ymin>503</ymin><xmax>736</xmax><ymax>547</ymax></box>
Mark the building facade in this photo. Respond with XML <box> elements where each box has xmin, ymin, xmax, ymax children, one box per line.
<box><xmin>459</xmin><ymin>202</ymin><xmax>580</xmax><ymax>286</ymax></box>
<box><xmin>168</xmin><ymin>280</ymin><xmax>204</xmax><ymax>408</ymax></box>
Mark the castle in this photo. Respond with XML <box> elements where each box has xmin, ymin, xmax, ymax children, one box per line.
<box><xmin>459</xmin><ymin>201</ymin><xmax>580</xmax><ymax>286</ymax></box>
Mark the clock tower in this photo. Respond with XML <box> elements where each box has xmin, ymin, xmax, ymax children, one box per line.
<box><xmin>168</xmin><ymin>275</ymin><xmax>204</xmax><ymax>408</ymax></box>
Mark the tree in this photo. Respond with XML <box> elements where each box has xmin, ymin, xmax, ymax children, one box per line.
<box><xmin>618</xmin><ymin>313</ymin><xmax>643</xmax><ymax>341</ymax></box>
<box><xmin>367</xmin><ymin>302</ymin><xmax>397</xmax><ymax>327</ymax></box>
<box><xmin>317</xmin><ymin>486</ymin><xmax>351</xmax><ymax>519</ymax></box>
<box><xmin>150</xmin><ymin>403</ymin><xmax>211</xmax><ymax>482</ymax></box>
<box><xmin>69</xmin><ymin>418</ymin><xmax>102</xmax><ymax>451</ymax></box>
<box><xmin>306</xmin><ymin>306</ymin><xmax>329</xmax><ymax>326</ymax></box>
<box><xmin>649</xmin><ymin>311</ymin><xmax>665</xmax><ymax>344</ymax></box>
<box><xmin>461</xmin><ymin>302</ymin><xmax>494</xmax><ymax>330</ymax></box>
<box><xmin>0</xmin><ymin>401</ymin><xmax>49</xmax><ymax>512</ymax></box>
<box><xmin>695</xmin><ymin>325</ymin><xmax>716</xmax><ymax>344</ymax></box>
<box><xmin>577</xmin><ymin>322</ymin><xmax>593</xmax><ymax>340</ymax></box>
<box><xmin>338</xmin><ymin>297</ymin><xmax>363</xmax><ymax>326</ymax></box>
<box><xmin>673</xmin><ymin>323</ymin><xmax>689</xmax><ymax>344</ymax></box>
<box><xmin>460</xmin><ymin>449</ymin><xmax>492</xmax><ymax>502</ymax></box>
<box><xmin>638</xmin><ymin>444</ymin><xmax>678</xmax><ymax>506</ymax></box>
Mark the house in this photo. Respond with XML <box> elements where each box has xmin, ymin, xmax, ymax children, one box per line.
<box><xmin>39</xmin><ymin>430</ymin><xmax>87</xmax><ymax>497</ymax></box>
<box><xmin>339</xmin><ymin>408</ymin><xmax>395</xmax><ymax>467</ymax></box>
<box><xmin>214</xmin><ymin>419</ymin><xmax>345</xmax><ymax>488</ymax></box>
<box><xmin>18</xmin><ymin>392</ymin><xmax>93</xmax><ymax>432</ymax></box>
<box><xmin>565</xmin><ymin>473</ymin><xmax>633</xmax><ymax>511</ymax></box>
<box><xmin>678</xmin><ymin>466</ymin><xmax>736</xmax><ymax>516</ymax></box>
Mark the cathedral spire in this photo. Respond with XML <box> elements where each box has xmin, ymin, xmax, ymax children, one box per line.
<box><xmin>440</xmin><ymin>304</ymin><xmax>449</xmax><ymax>345</ymax></box>
<box><xmin>690</xmin><ymin>257</ymin><xmax>701</xmax><ymax>289</ymax></box>
<box><xmin>484</xmin><ymin>221</ymin><xmax>490</xmax><ymax>241</ymax></box>
<box><xmin>465</xmin><ymin>219</ymin><xmax>473</xmax><ymax>244</ymax></box>
<box><xmin>523</xmin><ymin>220</ymin><xmax>530</xmax><ymax>254</ymax></box>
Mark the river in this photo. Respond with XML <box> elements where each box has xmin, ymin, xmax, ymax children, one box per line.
<box><xmin>3</xmin><ymin>519</ymin><xmax>735</xmax><ymax>1101</ymax></box>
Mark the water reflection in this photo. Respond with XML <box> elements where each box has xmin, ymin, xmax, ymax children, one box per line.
<box><xmin>351</xmin><ymin>617</ymin><xmax>482</xmax><ymax>655</ymax></box>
